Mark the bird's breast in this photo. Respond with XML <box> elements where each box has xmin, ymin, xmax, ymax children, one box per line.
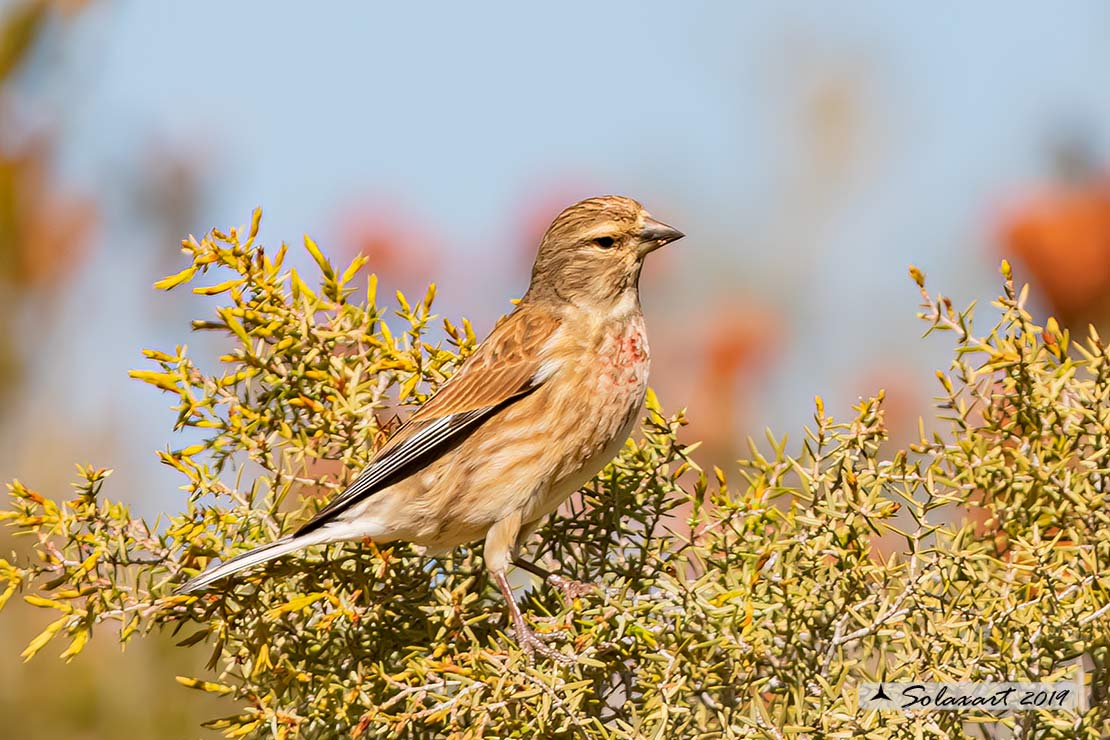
<box><xmin>593</xmin><ymin>313</ymin><xmax>650</xmax><ymax>390</ymax></box>
<box><xmin>517</xmin><ymin>311</ymin><xmax>649</xmax><ymax>517</ymax></box>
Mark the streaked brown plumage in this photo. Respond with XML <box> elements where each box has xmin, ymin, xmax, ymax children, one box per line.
<box><xmin>178</xmin><ymin>195</ymin><xmax>684</xmax><ymax>659</ymax></box>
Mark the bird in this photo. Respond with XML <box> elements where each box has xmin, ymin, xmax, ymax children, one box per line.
<box><xmin>177</xmin><ymin>195</ymin><xmax>685</xmax><ymax>659</ymax></box>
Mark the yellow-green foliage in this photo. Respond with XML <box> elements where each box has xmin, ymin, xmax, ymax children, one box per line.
<box><xmin>1</xmin><ymin>213</ymin><xmax>1108</xmax><ymax>738</ymax></box>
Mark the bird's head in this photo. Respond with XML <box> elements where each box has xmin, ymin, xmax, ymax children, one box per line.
<box><xmin>524</xmin><ymin>195</ymin><xmax>684</xmax><ymax>309</ymax></box>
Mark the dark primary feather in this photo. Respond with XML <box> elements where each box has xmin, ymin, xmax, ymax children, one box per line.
<box><xmin>296</xmin><ymin>406</ymin><xmax>503</xmax><ymax>534</ymax></box>
<box><xmin>295</xmin><ymin>305</ymin><xmax>560</xmax><ymax>535</ymax></box>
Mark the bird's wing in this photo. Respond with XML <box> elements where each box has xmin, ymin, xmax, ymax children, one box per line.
<box><xmin>295</xmin><ymin>305</ymin><xmax>561</xmax><ymax>534</ymax></box>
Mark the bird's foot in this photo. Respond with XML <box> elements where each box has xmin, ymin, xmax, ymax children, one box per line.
<box><xmin>546</xmin><ymin>574</ymin><xmax>599</xmax><ymax>601</ymax></box>
<box><xmin>513</xmin><ymin>623</ymin><xmax>574</xmax><ymax>664</ymax></box>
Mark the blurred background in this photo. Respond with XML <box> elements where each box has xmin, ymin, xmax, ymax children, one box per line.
<box><xmin>2</xmin><ymin>1</ymin><xmax>1110</xmax><ymax>736</ymax></box>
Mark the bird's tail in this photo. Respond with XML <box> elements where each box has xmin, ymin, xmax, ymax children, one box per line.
<box><xmin>176</xmin><ymin>530</ymin><xmax>330</xmax><ymax>594</ymax></box>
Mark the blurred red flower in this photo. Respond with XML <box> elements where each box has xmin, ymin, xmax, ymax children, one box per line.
<box><xmin>332</xmin><ymin>196</ymin><xmax>442</xmax><ymax>296</ymax></box>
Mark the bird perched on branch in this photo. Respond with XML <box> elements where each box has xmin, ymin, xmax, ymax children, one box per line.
<box><xmin>178</xmin><ymin>195</ymin><xmax>684</xmax><ymax>659</ymax></box>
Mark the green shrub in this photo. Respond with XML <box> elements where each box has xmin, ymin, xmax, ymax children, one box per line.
<box><xmin>1</xmin><ymin>213</ymin><xmax>1107</xmax><ymax>738</ymax></box>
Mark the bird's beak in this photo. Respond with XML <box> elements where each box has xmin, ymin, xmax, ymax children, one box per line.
<box><xmin>637</xmin><ymin>215</ymin><xmax>685</xmax><ymax>257</ymax></box>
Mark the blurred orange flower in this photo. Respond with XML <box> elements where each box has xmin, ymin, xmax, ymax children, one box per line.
<box><xmin>682</xmin><ymin>300</ymin><xmax>779</xmax><ymax>460</ymax></box>
<box><xmin>998</xmin><ymin>177</ymin><xmax>1110</xmax><ymax>328</ymax></box>
<box><xmin>0</xmin><ymin>137</ymin><xmax>95</xmax><ymax>288</ymax></box>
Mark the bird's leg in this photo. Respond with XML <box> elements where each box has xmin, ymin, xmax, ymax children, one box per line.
<box><xmin>512</xmin><ymin>556</ymin><xmax>599</xmax><ymax>600</ymax></box>
<box><xmin>492</xmin><ymin>570</ymin><xmax>571</xmax><ymax>663</ymax></box>
<box><xmin>486</xmin><ymin>513</ymin><xmax>570</xmax><ymax>662</ymax></box>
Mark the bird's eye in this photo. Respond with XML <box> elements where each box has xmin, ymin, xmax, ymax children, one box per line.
<box><xmin>593</xmin><ymin>236</ymin><xmax>616</xmax><ymax>249</ymax></box>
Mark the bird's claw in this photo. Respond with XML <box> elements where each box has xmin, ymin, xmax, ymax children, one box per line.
<box><xmin>514</xmin><ymin>624</ymin><xmax>574</xmax><ymax>664</ymax></box>
<box><xmin>546</xmin><ymin>574</ymin><xmax>599</xmax><ymax>601</ymax></box>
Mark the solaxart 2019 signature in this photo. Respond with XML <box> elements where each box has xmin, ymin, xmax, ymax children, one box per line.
<box><xmin>860</xmin><ymin>682</ymin><xmax>1079</xmax><ymax>711</ymax></box>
